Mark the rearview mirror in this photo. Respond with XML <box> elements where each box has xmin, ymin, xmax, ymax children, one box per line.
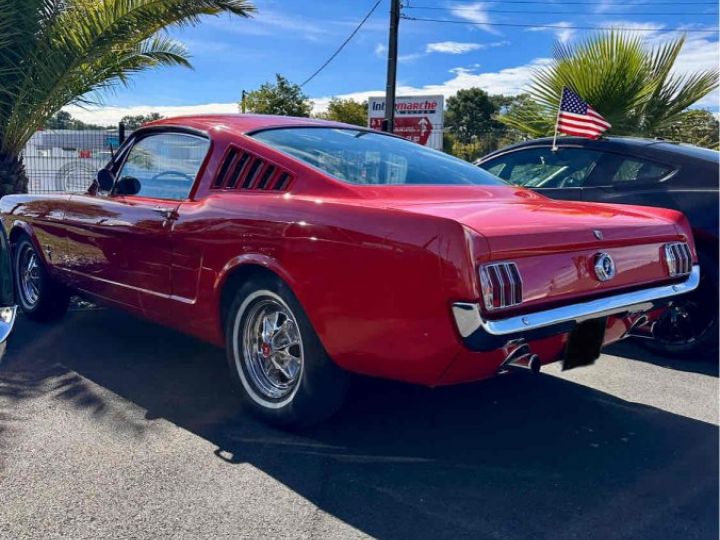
<box><xmin>96</xmin><ymin>169</ymin><xmax>115</xmax><ymax>192</ymax></box>
<box><xmin>116</xmin><ymin>176</ymin><xmax>141</xmax><ymax>196</ymax></box>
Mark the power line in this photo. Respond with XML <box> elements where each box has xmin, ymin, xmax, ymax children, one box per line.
<box><xmin>435</xmin><ymin>0</ymin><xmax>717</xmax><ymax>4</ymax></box>
<box><xmin>299</xmin><ymin>0</ymin><xmax>383</xmax><ymax>88</ymax></box>
<box><xmin>400</xmin><ymin>15</ymin><xmax>720</xmax><ymax>33</ymax></box>
<box><xmin>405</xmin><ymin>6</ymin><xmax>718</xmax><ymax>17</ymax></box>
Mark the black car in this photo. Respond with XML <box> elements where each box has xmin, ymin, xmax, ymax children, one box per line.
<box><xmin>477</xmin><ymin>136</ymin><xmax>719</xmax><ymax>357</ymax></box>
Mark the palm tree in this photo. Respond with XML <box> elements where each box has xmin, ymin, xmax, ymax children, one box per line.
<box><xmin>501</xmin><ymin>32</ymin><xmax>719</xmax><ymax>139</ymax></box>
<box><xmin>0</xmin><ymin>0</ymin><xmax>255</xmax><ymax>195</ymax></box>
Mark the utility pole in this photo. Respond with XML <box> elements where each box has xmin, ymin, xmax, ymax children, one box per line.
<box><xmin>241</xmin><ymin>90</ymin><xmax>247</xmax><ymax>113</ymax></box>
<box><xmin>383</xmin><ymin>0</ymin><xmax>400</xmax><ymax>133</ymax></box>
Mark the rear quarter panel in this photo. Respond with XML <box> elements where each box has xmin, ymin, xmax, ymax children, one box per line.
<box><xmin>174</xmin><ymin>193</ymin><xmax>475</xmax><ymax>385</ymax></box>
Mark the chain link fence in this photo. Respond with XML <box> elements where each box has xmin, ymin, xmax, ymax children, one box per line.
<box><xmin>22</xmin><ymin>125</ymin><xmax>127</xmax><ymax>194</ymax></box>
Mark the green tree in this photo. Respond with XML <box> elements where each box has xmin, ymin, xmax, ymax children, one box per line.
<box><xmin>445</xmin><ymin>88</ymin><xmax>502</xmax><ymax>145</ymax></box>
<box><xmin>501</xmin><ymin>32</ymin><xmax>719</xmax><ymax>139</ymax></box>
<box><xmin>242</xmin><ymin>75</ymin><xmax>313</xmax><ymax>117</ymax></box>
<box><xmin>494</xmin><ymin>94</ymin><xmax>539</xmax><ymax>147</ymax></box>
<box><xmin>45</xmin><ymin>111</ymin><xmax>74</xmax><ymax>130</ymax></box>
<box><xmin>443</xmin><ymin>89</ymin><xmax>532</xmax><ymax>160</ymax></box>
<box><xmin>656</xmin><ymin>109</ymin><xmax>719</xmax><ymax>150</ymax></box>
<box><xmin>318</xmin><ymin>98</ymin><xmax>367</xmax><ymax>126</ymax></box>
<box><xmin>120</xmin><ymin>113</ymin><xmax>165</xmax><ymax>130</ymax></box>
<box><xmin>0</xmin><ymin>1</ymin><xmax>254</xmax><ymax>195</ymax></box>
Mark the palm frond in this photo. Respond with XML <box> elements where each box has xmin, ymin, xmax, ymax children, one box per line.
<box><xmin>0</xmin><ymin>0</ymin><xmax>255</xmax><ymax>154</ymax></box>
<box><xmin>503</xmin><ymin>31</ymin><xmax>719</xmax><ymax>139</ymax></box>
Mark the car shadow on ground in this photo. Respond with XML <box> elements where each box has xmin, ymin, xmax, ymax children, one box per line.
<box><xmin>605</xmin><ymin>340</ymin><xmax>719</xmax><ymax>377</ymax></box>
<box><xmin>2</xmin><ymin>308</ymin><xmax>718</xmax><ymax>540</ymax></box>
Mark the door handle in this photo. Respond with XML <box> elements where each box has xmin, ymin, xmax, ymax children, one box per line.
<box><xmin>153</xmin><ymin>207</ymin><xmax>178</xmax><ymax>221</ymax></box>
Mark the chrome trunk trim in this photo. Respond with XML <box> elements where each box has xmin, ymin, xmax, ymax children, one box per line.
<box><xmin>453</xmin><ymin>265</ymin><xmax>700</xmax><ymax>338</ymax></box>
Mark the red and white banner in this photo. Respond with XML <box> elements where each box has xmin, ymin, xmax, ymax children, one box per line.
<box><xmin>368</xmin><ymin>95</ymin><xmax>444</xmax><ymax>150</ymax></box>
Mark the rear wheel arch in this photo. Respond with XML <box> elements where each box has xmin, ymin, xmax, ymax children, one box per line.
<box><xmin>7</xmin><ymin>223</ymin><xmax>46</xmax><ymax>264</ymax></box>
<box><xmin>219</xmin><ymin>263</ymin><xmax>287</xmax><ymax>329</ymax></box>
<box><xmin>9</xmin><ymin>222</ymin><xmax>32</xmax><ymax>247</ymax></box>
<box><xmin>216</xmin><ymin>256</ymin><xmax>297</xmax><ymax>333</ymax></box>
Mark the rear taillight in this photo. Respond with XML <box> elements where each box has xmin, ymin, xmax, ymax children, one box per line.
<box><xmin>479</xmin><ymin>262</ymin><xmax>523</xmax><ymax>311</ymax></box>
<box><xmin>664</xmin><ymin>242</ymin><xmax>692</xmax><ymax>277</ymax></box>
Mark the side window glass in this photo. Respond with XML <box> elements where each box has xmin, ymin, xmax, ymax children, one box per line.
<box><xmin>485</xmin><ymin>162</ymin><xmax>506</xmax><ymax>177</ymax></box>
<box><xmin>481</xmin><ymin>148</ymin><xmax>603</xmax><ymax>188</ymax></box>
<box><xmin>117</xmin><ymin>133</ymin><xmax>210</xmax><ymax>200</ymax></box>
<box><xmin>611</xmin><ymin>157</ymin><xmax>673</xmax><ymax>184</ymax></box>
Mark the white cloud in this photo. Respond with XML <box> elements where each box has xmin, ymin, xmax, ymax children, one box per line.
<box><xmin>426</xmin><ymin>42</ymin><xmax>482</xmax><ymax>54</ymax></box>
<box><xmin>375</xmin><ymin>43</ymin><xmax>422</xmax><ymax>63</ymax></box>
<box><xmin>207</xmin><ymin>9</ymin><xmax>327</xmax><ymax>42</ymax></box>
<box><xmin>527</xmin><ymin>22</ymin><xmax>576</xmax><ymax>44</ymax></box>
<box><xmin>398</xmin><ymin>52</ymin><xmax>425</xmax><ymax>64</ymax></box>
<box><xmin>312</xmin><ymin>60</ymin><xmax>550</xmax><ymax>113</ymax></box>
<box><xmin>598</xmin><ymin>20</ymin><xmax>665</xmax><ymax>34</ymax></box>
<box><xmin>425</xmin><ymin>41</ymin><xmax>510</xmax><ymax>54</ymax></box>
<box><xmin>449</xmin><ymin>2</ymin><xmax>499</xmax><ymax>34</ymax></box>
<box><xmin>63</xmin><ymin>103</ymin><xmax>239</xmax><ymax>126</ymax></box>
<box><xmin>64</xmin><ymin>58</ymin><xmax>548</xmax><ymax>123</ymax></box>
<box><xmin>594</xmin><ymin>0</ymin><xmax>646</xmax><ymax>14</ymax></box>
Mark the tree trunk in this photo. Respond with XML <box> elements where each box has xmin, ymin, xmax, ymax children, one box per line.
<box><xmin>0</xmin><ymin>152</ymin><xmax>29</xmax><ymax>196</ymax></box>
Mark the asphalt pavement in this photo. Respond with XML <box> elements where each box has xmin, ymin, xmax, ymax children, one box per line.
<box><xmin>0</xmin><ymin>306</ymin><xmax>717</xmax><ymax>539</ymax></box>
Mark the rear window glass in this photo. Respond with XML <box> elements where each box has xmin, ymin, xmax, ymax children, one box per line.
<box><xmin>251</xmin><ymin>128</ymin><xmax>504</xmax><ymax>186</ymax></box>
<box><xmin>611</xmin><ymin>158</ymin><xmax>673</xmax><ymax>183</ymax></box>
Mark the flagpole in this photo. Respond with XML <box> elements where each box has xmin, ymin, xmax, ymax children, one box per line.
<box><xmin>551</xmin><ymin>87</ymin><xmax>564</xmax><ymax>152</ymax></box>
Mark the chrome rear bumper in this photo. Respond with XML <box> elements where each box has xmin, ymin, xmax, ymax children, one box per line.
<box><xmin>452</xmin><ymin>265</ymin><xmax>700</xmax><ymax>343</ymax></box>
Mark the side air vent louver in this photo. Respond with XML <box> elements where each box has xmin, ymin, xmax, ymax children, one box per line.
<box><xmin>211</xmin><ymin>146</ymin><xmax>293</xmax><ymax>192</ymax></box>
<box><xmin>213</xmin><ymin>148</ymin><xmax>238</xmax><ymax>188</ymax></box>
<box><xmin>479</xmin><ymin>262</ymin><xmax>523</xmax><ymax>311</ymax></box>
<box><xmin>664</xmin><ymin>242</ymin><xmax>692</xmax><ymax>276</ymax></box>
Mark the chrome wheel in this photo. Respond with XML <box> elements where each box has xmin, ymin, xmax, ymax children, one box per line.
<box><xmin>18</xmin><ymin>244</ymin><xmax>41</xmax><ymax>308</ymax></box>
<box><xmin>239</xmin><ymin>293</ymin><xmax>304</xmax><ymax>402</ymax></box>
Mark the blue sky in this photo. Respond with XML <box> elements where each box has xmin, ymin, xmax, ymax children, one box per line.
<box><xmin>66</xmin><ymin>0</ymin><xmax>720</xmax><ymax>124</ymax></box>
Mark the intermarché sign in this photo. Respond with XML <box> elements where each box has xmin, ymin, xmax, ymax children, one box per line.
<box><xmin>368</xmin><ymin>95</ymin><xmax>445</xmax><ymax>151</ymax></box>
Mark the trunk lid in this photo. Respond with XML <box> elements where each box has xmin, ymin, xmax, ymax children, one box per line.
<box><xmin>383</xmin><ymin>187</ymin><xmax>688</xmax><ymax>314</ymax></box>
<box><xmin>393</xmin><ymin>195</ymin><xmax>680</xmax><ymax>256</ymax></box>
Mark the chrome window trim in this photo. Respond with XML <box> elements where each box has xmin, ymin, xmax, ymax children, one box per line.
<box><xmin>452</xmin><ymin>265</ymin><xmax>700</xmax><ymax>338</ymax></box>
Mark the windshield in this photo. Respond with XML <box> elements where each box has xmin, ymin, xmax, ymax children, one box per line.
<box><xmin>251</xmin><ymin>127</ymin><xmax>505</xmax><ymax>186</ymax></box>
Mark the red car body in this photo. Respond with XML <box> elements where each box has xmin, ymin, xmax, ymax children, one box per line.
<box><xmin>2</xmin><ymin>115</ymin><xmax>700</xmax><ymax>389</ymax></box>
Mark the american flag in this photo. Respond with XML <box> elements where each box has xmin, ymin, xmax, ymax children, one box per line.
<box><xmin>557</xmin><ymin>87</ymin><xmax>611</xmax><ymax>139</ymax></box>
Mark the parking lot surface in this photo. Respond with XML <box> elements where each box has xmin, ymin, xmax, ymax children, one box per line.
<box><xmin>1</xmin><ymin>307</ymin><xmax>717</xmax><ymax>539</ymax></box>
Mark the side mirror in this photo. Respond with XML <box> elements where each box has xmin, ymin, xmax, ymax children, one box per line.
<box><xmin>96</xmin><ymin>169</ymin><xmax>116</xmax><ymax>192</ymax></box>
<box><xmin>116</xmin><ymin>176</ymin><xmax>141</xmax><ymax>196</ymax></box>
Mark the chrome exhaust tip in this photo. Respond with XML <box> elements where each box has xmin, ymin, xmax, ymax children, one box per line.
<box><xmin>625</xmin><ymin>314</ymin><xmax>654</xmax><ymax>340</ymax></box>
<box><xmin>501</xmin><ymin>343</ymin><xmax>541</xmax><ymax>374</ymax></box>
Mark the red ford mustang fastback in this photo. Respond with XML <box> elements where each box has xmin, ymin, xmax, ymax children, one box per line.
<box><xmin>2</xmin><ymin>115</ymin><xmax>700</xmax><ymax>426</ymax></box>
